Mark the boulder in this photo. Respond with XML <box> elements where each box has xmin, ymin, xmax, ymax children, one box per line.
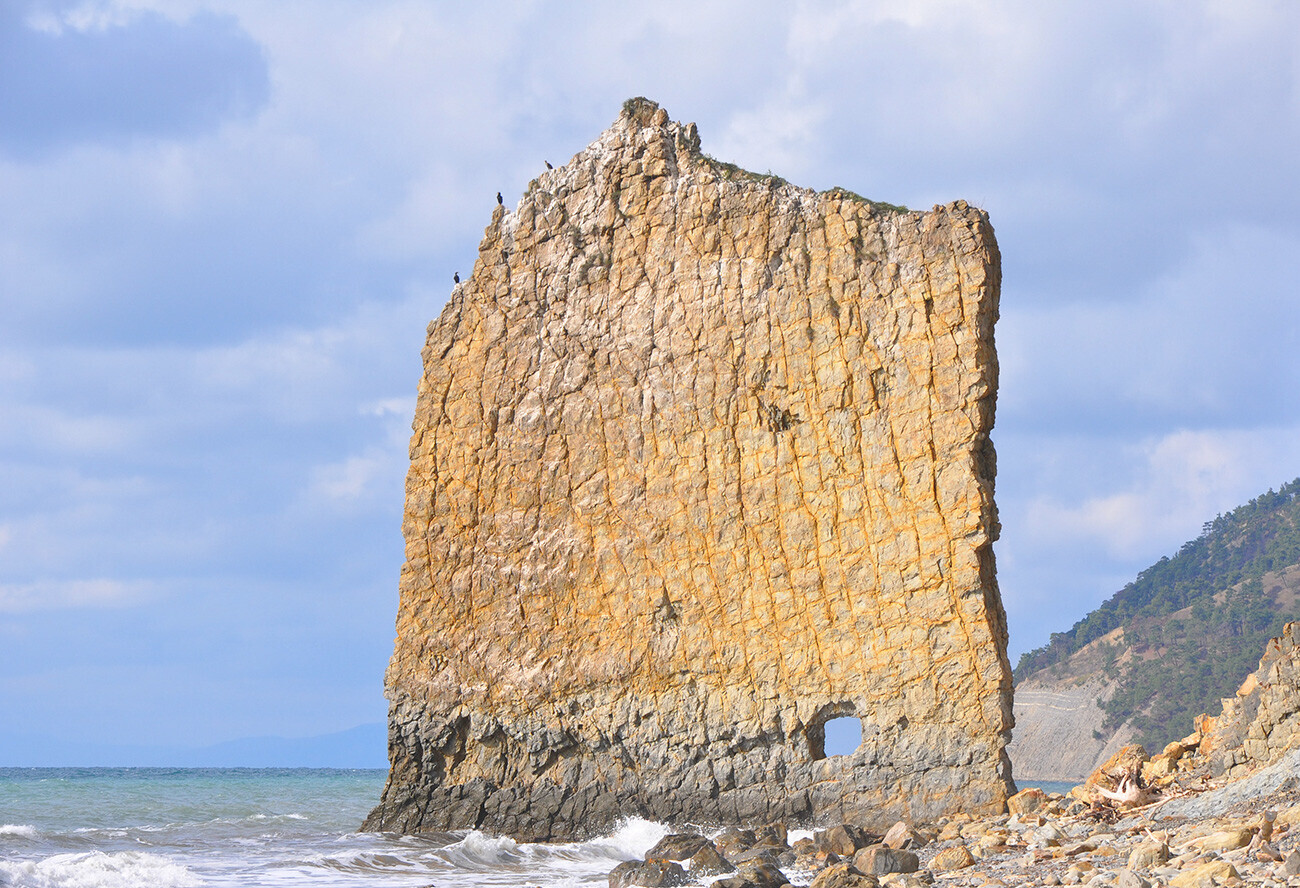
<box><xmin>881</xmin><ymin>821</ymin><xmax>925</xmax><ymax>850</ymax></box>
<box><xmin>1168</xmin><ymin>860</ymin><xmax>1239</xmax><ymax>888</ymax></box>
<box><xmin>1007</xmin><ymin>788</ymin><xmax>1049</xmax><ymax>816</ymax></box>
<box><xmin>1126</xmin><ymin>840</ymin><xmax>1169</xmax><ymax>870</ymax></box>
<box><xmin>687</xmin><ymin>844</ymin><xmax>734</xmax><ymax>875</ymax></box>
<box><xmin>929</xmin><ymin>845</ymin><xmax>975</xmax><ymax>871</ymax></box>
<box><xmin>817</xmin><ymin>824</ymin><xmax>878</xmax><ymax>858</ymax></box>
<box><xmin>716</xmin><ymin>828</ymin><xmax>759</xmax><ymax>860</ymax></box>
<box><xmin>809</xmin><ymin>863</ymin><xmax>880</xmax><ymax>888</ymax></box>
<box><xmin>645</xmin><ymin>833</ymin><xmax>713</xmax><ymax>861</ymax></box>
<box><xmin>712</xmin><ymin>862</ymin><xmax>790</xmax><ymax>888</ymax></box>
<box><xmin>609</xmin><ymin>859</ymin><xmax>687</xmax><ymax>888</ymax></box>
<box><xmin>852</xmin><ymin>846</ymin><xmax>919</xmax><ymax>875</ymax></box>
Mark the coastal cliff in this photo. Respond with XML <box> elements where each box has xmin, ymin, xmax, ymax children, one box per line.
<box><xmin>364</xmin><ymin>98</ymin><xmax>1013</xmax><ymax>841</ymax></box>
<box><xmin>1011</xmin><ymin>482</ymin><xmax>1300</xmax><ymax>781</ymax></box>
<box><xmin>1199</xmin><ymin>619</ymin><xmax>1300</xmax><ymax>779</ymax></box>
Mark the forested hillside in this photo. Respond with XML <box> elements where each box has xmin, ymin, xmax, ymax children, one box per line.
<box><xmin>1015</xmin><ymin>478</ymin><xmax>1300</xmax><ymax>751</ymax></box>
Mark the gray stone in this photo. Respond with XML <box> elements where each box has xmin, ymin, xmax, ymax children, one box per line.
<box><xmin>852</xmin><ymin>846</ymin><xmax>919</xmax><ymax>875</ymax></box>
<box><xmin>713</xmin><ymin>861</ymin><xmax>790</xmax><ymax>888</ymax></box>
<box><xmin>817</xmin><ymin>824</ymin><xmax>878</xmax><ymax>858</ymax></box>
<box><xmin>1116</xmin><ymin>870</ymin><xmax>1151</xmax><ymax>888</ymax></box>
<box><xmin>1153</xmin><ymin>748</ymin><xmax>1300</xmax><ymax>821</ymax></box>
<box><xmin>809</xmin><ymin>863</ymin><xmax>880</xmax><ymax>888</ymax></box>
<box><xmin>729</xmin><ymin>847</ymin><xmax>783</xmax><ymax>868</ymax></box>
<box><xmin>645</xmin><ymin>833</ymin><xmax>712</xmax><ymax>861</ymax></box>
<box><xmin>609</xmin><ymin>858</ymin><xmax>688</xmax><ymax>888</ymax></box>
<box><xmin>687</xmin><ymin>844</ymin><xmax>734</xmax><ymax>876</ymax></box>
<box><xmin>717</xmin><ymin>828</ymin><xmax>759</xmax><ymax>859</ymax></box>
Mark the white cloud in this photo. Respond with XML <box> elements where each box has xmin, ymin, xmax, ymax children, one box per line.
<box><xmin>364</xmin><ymin>398</ymin><xmax>411</xmax><ymax>419</ymax></box>
<box><xmin>307</xmin><ymin>454</ymin><xmax>389</xmax><ymax>504</ymax></box>
<box><xmin>999</xmin><ymin>223</ymin><xmax>1300</xmax><ymax>432</ymax></box>
<box><xmin>1021</xmin><ymin>427</ymin><xmax>1300</xmax><ymax>561</ymax></box>
<box><xmin>0</xmin><ymin>578</ymin><xmax>153</xmax><ymax>613</ymax></box>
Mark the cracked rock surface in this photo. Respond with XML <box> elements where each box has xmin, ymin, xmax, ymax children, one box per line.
<box><xmin>363</xmin><ymin>98</ymin><xmax>1013</xmax><ymax>841</ymax></box>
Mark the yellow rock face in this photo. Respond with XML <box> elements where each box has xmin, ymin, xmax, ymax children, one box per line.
<box><xmin>1199</xmin><ymin>620</ymin><xmax>1300</xmax><ymax>779</ymax></box>
<box><xmin>364</xmin><ymin>98</ymin><xmax>1013</xmax><ymax>841</ymax></box>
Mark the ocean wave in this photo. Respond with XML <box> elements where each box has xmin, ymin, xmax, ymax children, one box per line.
<box><xmin>295</xmin><ymin>848</ymin><xmax>440</xmax><ymax>876</ymax></box>
<box><xmin>443</xmin><ymin>829</ymin><xmax>525</xmax><ymax>868</ymax></box>
<box><xmin>0</xmin><ymin>824</ymin><xmax>39</xmax><ymax>839</ymax></box>
<box><xmin>558</xmin><ymin>817</ymin><xmax>668</xmax><ymax>863</ymax></box>
<box><xmin>0</xmin><ymin>850</ymin><xmax>202</xmax><ymax>888</ymax></box>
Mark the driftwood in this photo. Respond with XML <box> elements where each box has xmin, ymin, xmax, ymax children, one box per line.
<box><xmin>1095</xmin><ymin>770</ymin><xmax>1160</xmax><ymax>807</ymax></box>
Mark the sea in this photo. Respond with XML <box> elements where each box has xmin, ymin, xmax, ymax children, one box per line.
<box><xmin>0</xmin><ymin>768</ymin><xmax>674</xmax><ymax>888</ymax></box>
<box><xmin>0</xmin><ymin>768</ymin><xmax>1080</xmax><ymax>888</ymax></box>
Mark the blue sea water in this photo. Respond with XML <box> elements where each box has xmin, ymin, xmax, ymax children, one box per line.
<box><xmin>0</xmin><ymin>768</ymin><xmax>667</xmax><ymax>887</ymax></box>
<box><xmin>1016</xmin><ymin>779</ymin><xmax>1077</xmax><ymax>796</ymax></box>
<box><xmin>0</xmin><ymin>768</ymin><xmax>1081</xmax><ymax>887</ymax></box>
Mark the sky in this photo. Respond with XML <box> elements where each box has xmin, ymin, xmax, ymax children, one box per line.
<box><xmin>1</xmin><ymin>0</ymin><xmax>1298</xmax><ymax>763</ymax></box>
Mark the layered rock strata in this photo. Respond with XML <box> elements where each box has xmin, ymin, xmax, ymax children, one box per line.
<box><xmin>1199</xmin><ymin>620</ymin><xmax>1300</xmax><ymax>779</ymax></box>
<box><xmin>365</xmin><ymin>98</ymin><xmax>1013</xmax><ymax>841</ymax></box>
<box><xmin>1009</xmin><ymin>676</ymin><xmax>1135</xmax><ymax>782</ymax></box>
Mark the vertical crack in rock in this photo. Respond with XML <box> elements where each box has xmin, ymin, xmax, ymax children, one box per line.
<box><xmin>363</xmin><ymin>98</ymin><xmax>1014</xmax><ymax>841</ymax></box>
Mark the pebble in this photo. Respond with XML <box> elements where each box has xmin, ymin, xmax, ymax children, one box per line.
<box><xmin>602</xmin><ymin>744</ymin><xmax>1300</xmax><ymax>888</ymax></box>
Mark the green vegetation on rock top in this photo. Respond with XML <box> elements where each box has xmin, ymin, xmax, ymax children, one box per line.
<box><xmin>822</xmin><ymin>186</ymin><xmax>911</xmax><ymax>214</ymax></box>
<box><xmin>1015</xmin><ymin>477</ymin><xmax>1300</xmax><ymax>750</ymax></box>
<box><xmin>702</xmin><ymin>154</ymin><xmax>788</xmax><ymax>188</ymax></box>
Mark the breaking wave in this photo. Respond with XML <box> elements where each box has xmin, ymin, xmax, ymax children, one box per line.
<box><xmin>0</xmin><ymin>851</ymin><xmax>202</xmax><ymax>888</ymax></box>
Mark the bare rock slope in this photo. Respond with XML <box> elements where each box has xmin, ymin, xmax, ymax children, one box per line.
<box><xmin>1009</xmin><ymin>675</ymin><xmax>1134</xmax><ymax>783</ymax></box>
<box><xmin>1200</xmin><ymin>619</ymin><xmax>1300</xmax><ymax>779</ymax></box>
<box><xmin>364</xmin><ymin>98</ymin><xmax>1014</xmax><ymax>841</ymax></box>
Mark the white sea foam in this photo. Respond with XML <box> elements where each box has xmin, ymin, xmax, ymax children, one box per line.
<box><xmin>603</xmin><ymin>817</ymin><xmax>671</xmax><ymax>858</ymax></box>
<box><xmin>0</xmin><ymin>851</ymin><xmax>202</xmax><ymax>888</ymax></box>
<box><xmin>551</xmin><ymin>817</ymin><xmax>669</xmax><ymax>864</ymax></box>
<box><xmin>444</xmin><ymin>829</ymin><xmax>524</xmax><ymax>868</ymax></box>
<box><xmin>0</xmin><ymin>823</ymin><xmax>39</xmax><ymax>838</ymax></box>
<box><xmin>0</xmin><ymin>770</ymin><xmax>696</xmax><ymax>887</ymax></box>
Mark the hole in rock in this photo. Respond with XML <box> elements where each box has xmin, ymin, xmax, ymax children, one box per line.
<box><xmin>808</xmin><ymin>714</ymin><xmax>863</xmax><ymax>761</ymax></box>
<box><xmin>822</xmin><ymin>716</ymin><xmax>863</xmax><ymax>757</ymax></box>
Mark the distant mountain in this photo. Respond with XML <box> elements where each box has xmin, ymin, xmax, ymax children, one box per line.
<box><xmin>0</xmin><ymin>722</ymin><xmax>388</xmax><ymax>768</ymax></box>
<box><xmin>1010</xmin><ymin>478</ymin><xmax>1300</xmax><ymax>780</ymax></box>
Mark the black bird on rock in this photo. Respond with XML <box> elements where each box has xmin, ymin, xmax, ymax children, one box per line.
<box><xmin>496</xmin><ymin>192</ymin><xmax>503</xmax><ymax>205</ymax></box>
<box><xmin>545</xmin><ymin>160</ymin><xmax>553</xmax><ymax>169</ymax></box>
<box><xmin>453</xmin><ymin>272</ymin><xmax>460</xmax><ymax>284</ymax></box>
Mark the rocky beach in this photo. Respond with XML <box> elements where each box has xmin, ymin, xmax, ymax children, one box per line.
<box><xmin>601</xmin><ymin>619</ymin><xmax>1300</xmax><ymax>887</ymax></box>
<box><xmin>601</xmin><ymin>744</ymin><xmax>1300</xmax><ymax>888</ymax></box>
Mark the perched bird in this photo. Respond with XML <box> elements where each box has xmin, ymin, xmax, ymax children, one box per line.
<box><xmin>496</xmin><ymin>192</ymin><xmax>503</xmax><ymax>205</ymax></box>
<box><xmin>545</xmin><ymin>160</ymin><xmax>553</xmax><ymax>169</ymax></box>
<box><xmin>453</xmin><ymin>272</ymin><xmax>460</xmax><ymax>283</ymax></box>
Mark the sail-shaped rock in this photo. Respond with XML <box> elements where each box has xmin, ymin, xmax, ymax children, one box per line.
<box><xmin>365</xmin><ymin>98</ymin><xmax>1014</xmax><ymax>841</ymax></box>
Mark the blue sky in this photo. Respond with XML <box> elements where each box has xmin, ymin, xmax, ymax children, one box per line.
<box><xmin>2</xmin><ymin>0</ymin><xmax>1298</xmax><ymax>760</ymax></box>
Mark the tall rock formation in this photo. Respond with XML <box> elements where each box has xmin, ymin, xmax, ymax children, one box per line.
<box><xmin>365</xmin><ymin>98</ymin><xmax>1013</xmax><ymax>841</ymax></box>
